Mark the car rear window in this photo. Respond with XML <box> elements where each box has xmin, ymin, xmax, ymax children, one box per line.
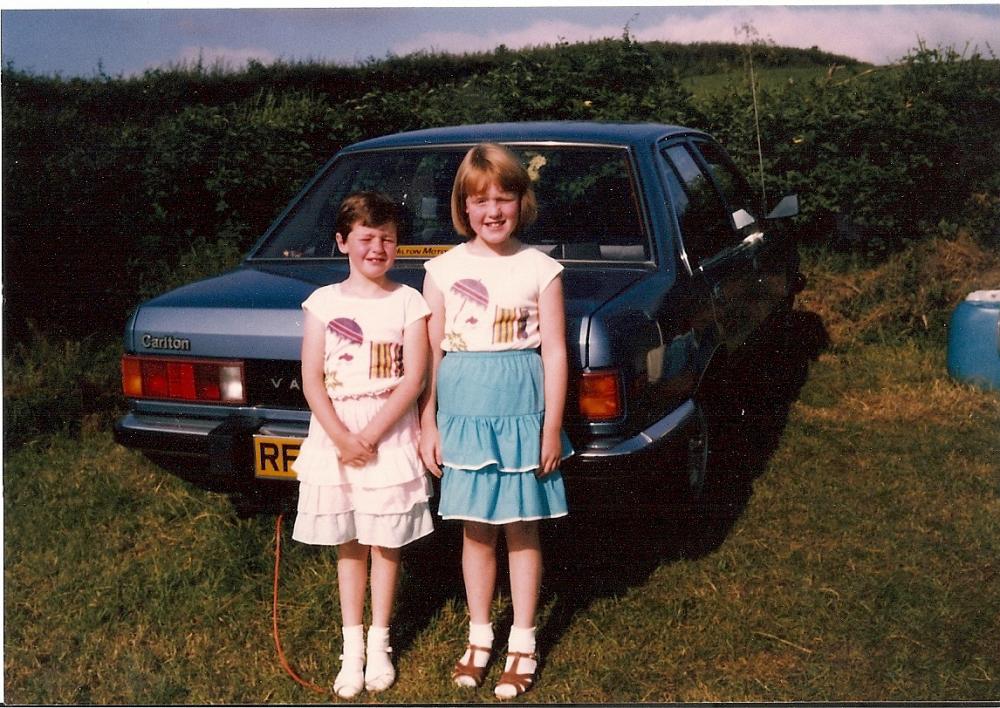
<box><xmin>250</xmin><ymin>145</ymin><xmax>650</xmax><ymax>263</ymax></box>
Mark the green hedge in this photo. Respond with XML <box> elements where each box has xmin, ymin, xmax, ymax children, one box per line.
<box><xmin>711</xmin><ymin>43</ymin><xmax>1000</xmax><ymax>250</ymax></box>
<box><xmin>3</xmin><ymin>37</ymin><xmax>997</xmax><ymax>341</ymax></box>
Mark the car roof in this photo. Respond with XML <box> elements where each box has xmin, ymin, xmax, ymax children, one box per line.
<box><xmin>340</xmin><ymin>121</ymin><xmax>709</xmax><ymax>152</ymax></box>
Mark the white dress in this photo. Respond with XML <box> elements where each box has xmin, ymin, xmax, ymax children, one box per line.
<box><xmin>291</xmin><ymin>283</ymin><xmax>434</xmax><ymax>548</ymax></box>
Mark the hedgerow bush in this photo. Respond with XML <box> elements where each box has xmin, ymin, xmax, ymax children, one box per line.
<box><xmin>453</xmin><ymin>35</ymin><xmax>699</xmax><ymax>124</ymax></box>
<box><xmin>2</xmin><ymin>37</ymin><xmax>998</xmax><ymax>344</ymax></box>
<box><xmin>139</xmin><ymin>90</ymin><xmax>346</xmax><ymax>256</ymax></box>
<box><xmin>700</xmin><ymin>42</ymin><xmax>1000</xmax><ymax>253</ymax></box>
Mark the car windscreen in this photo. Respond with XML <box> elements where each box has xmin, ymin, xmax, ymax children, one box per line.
<box><xmin>249</xmin><ymin>145</ymin><xmax>650</xmax><ymax>262</ymax></box>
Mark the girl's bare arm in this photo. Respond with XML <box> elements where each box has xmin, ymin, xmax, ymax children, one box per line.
<box><xmin>417</xmin><ymin>277</ymin><xmax>446</xmax><ymax>477</ymax></box>
<box><xmin>537</xmin><ymin>275</ymin><xmax>568</xmax><ymax>477</ymax></box>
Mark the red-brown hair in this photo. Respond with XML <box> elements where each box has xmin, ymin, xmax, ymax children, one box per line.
<box><xmin>335</xmin><ymin>191</ymin><xmax>405</xmax><ymax>241</ymax></box>
<box><xmin>451</xmin><ymin>143</ymin><xmax>538</xmax><ymax>238</ymax></box>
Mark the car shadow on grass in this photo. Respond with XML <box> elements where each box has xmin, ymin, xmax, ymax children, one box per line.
<box><xmin>531</xmin><ymin>308</ymin><xmax>829</xmax><ymax>662</ymax></box>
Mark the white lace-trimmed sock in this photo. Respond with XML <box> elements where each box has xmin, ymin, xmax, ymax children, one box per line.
<box><xmin>334</xmin><ymin>625</ymin><xmax>365</xmax><ymax>699</ymax></box>
<box><xmin>495</xmin><ymin>626</ymin><xmax>537</xmax><ymax>699</ymax></box>
<box><xmin>364</xmin><ymin>625</ymin><xmax>396</xmax><ymax>693</ymax></box>
<box><xmin>454</xmin><ymin>622</ymin><xmax>494</xmax><ymax>687</ymax></box>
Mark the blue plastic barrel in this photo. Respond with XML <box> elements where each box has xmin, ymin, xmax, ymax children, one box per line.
<box><xmin>947</xmin><ymin>290</ymin><xmax>1000</xmax><ymax>392</ymax></box>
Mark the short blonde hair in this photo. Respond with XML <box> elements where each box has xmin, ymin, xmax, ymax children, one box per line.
<box><xmin>451</xmin><ymin>143</ymin><xmax>538</xmax><ymax>238</ymax></box>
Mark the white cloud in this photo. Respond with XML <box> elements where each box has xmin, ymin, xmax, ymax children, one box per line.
<box><xmin>392</xmin><ymin>6</ymin><xmax>999</xmax><ymax>65</ymax></box>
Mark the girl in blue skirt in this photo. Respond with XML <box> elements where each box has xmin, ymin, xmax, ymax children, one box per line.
<box><xmin>419</xmin><ymin>143</ymin><xmax>573</xmax><ymax>700</ymax></box>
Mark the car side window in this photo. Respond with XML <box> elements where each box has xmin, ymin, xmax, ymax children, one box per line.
<box><xmin>691</xmin><ymin>139</ymin><xmax>758</xmax><ymax>220</ymax></box>
<box><xmin>661</xmin><ymin>144</ymin><xmax>733</xmax><ymax>268</ymax></box>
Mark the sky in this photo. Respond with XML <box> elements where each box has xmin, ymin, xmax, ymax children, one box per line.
<box><xmin>1</xmin><ymin>3</ymin><xmax>999</xmax><ymax>78</ymax></box>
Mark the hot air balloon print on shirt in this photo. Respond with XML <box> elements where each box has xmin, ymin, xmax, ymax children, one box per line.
<box><xmin>447</xmin><ymin>278</ymin><xmax>489</xmax><ymax>351</ymax></box>
<box><xmin>325</xmin><ymin>317</ymin><xmax>364</xmax><ymax>389</ymax></box>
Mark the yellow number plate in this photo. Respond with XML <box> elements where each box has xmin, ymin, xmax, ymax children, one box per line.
<box><xmin>253</xmin><ymin>435</ymin><xmax>303</xmax><ymax>481</ymax></box>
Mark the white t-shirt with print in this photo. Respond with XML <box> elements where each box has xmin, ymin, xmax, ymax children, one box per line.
<box><xmin>423</xmin><ymin>242</ymin><xmax>564</xmax><ymax>352</ymax></box>
<box><xmin>302</xmin><ymin>283</ymin><xmax>430</xmax><ymax>399</ymax></box>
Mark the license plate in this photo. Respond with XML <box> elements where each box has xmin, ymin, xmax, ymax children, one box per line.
<box><xmin>253</xmin><ymin>435</ymin><xmax>303</xmax><ymax>481</ymax></box>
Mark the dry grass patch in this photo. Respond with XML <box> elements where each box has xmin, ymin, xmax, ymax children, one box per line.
<box><xmin>798</xmin><ymin>368</ymin><xmax>999</xmax><ymax>427</ymax></box>
<box><xmin>799</xmin><ymin>231</ymin><xmax>1000</xmax><ymax>348</ymax></box>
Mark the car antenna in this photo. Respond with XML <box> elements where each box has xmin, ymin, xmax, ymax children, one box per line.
<box><xmin>738</xmin><ymin>21</ymin><xmax>768</xmax><ymax>211</ymax></box>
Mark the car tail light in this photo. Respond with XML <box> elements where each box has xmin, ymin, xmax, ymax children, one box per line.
<box><xmin>578</xmin><ymin>370</ymin><xmax>621</xmax><ymax>421</ymax></box>
<box><xmin>121</xmin><ymin>355</ymin><xmax>245</xmax><ymax>404</ymax></box>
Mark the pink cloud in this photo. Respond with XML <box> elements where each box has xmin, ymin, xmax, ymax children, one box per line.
<box><xmin>393</xmin><ymin>6</ymin><xmax>998</xmax><ymax>66</ymax></box>
<box><xmin>637</xmin><ymin>6</ymin><xmax>997</xmax><ymax>64</ymax></box>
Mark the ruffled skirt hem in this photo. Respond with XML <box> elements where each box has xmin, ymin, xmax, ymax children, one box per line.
<box><xmin>291</xmin><ymin>502</ymin><xmax>434</xmax><ymax>548</ymax></box>
<box><xmin>295</xmin><ymin>475</ymin><xmax>432</xmax><ymax>515</ymax></box>
<box><xmin>437</xmin><ymin>465</ymin><xmax>568</xmax><ymax>524</ymax></box>
<box><xmin>438</xmin><ymin>413</ymin><xmax>574</xmax><ymax>473</ymax></box>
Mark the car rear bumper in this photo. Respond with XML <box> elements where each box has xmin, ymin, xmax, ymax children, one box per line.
<box><xmin>115</xmin><ymin>397</ymin><xmax>697</xmax><ymax>485</ymax></box>
<box><xmin>114</xmin><ymin>412</ymin><xmax>308</xmax><ymax>480</ymax></box>
<box><xmin>570</xmin><ymin>399</ymin><xmax>697</xmax><ymax>460</ymax></box>
<box><xmin>561</xmin><ymin>399</ymin><xmax>700</xmax><ymax>506</ymax></box>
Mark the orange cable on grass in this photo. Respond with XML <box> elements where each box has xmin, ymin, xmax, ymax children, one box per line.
<box><xmin>273</xmin><ymin>513</ymin><xmax>331</xmax><ymax>697</ymax></box>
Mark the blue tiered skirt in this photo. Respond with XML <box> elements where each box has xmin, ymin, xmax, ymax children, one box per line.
<box><xmin>436</xmin><ymin>350</ymin><xmax>572</xmax><ymax>524</ymax></box>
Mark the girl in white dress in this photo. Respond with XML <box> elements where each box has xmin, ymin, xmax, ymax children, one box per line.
<box><xmin>292</xmin><ymin>192</ymin><xmax>433</xmax><ymax>698</ymax></box>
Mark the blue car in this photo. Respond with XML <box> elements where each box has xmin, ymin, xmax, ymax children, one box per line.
<box><xmin>115</xmin><ymin>122</ymin><xmax>802</xmax><ymax>508</ymax></box>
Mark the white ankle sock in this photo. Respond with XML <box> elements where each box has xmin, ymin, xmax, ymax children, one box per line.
<box><xmin>454</xmin><ymin>622</ymin><xmax>493</xmax><ymax>687</ymax></box>
<box><xmin>334</xmin><ymin>625</ymin><xmax>365</xmax><ymax>698</ymax></box>
<box><xmin>495</xmin><ymin>626</ymin><xmax>537</xmax><ymax>699</ymax></box>
<box><xmin>365</xmin><ymin>625</ymin><xmax>395</xmax><ymax>693</ymax></box>
<box><xmin>469</xmin><ymin>622</ymin><xmax>495</xmax><ymax>656</ymax></box>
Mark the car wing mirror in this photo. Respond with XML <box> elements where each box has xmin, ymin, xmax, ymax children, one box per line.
<box><xmin>766</xmin><ymin>194</ymin><xmax>799</xmax><ymax>220</ymax></box>
<box><xmin>731</xmin><ymin>208</ymin><xmax>757</xmax><ymax>231</ymax></box>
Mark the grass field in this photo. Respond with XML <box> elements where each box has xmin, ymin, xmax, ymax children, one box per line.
<box><xmin>4</xmin><ymin>236</ymin><xmax>1000</xmax><ymax>703</ymax></box>
<box><xmin>684</xmin><ymin>64</ymin><xmax>877</xmax><ymax>99</ymax></box>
